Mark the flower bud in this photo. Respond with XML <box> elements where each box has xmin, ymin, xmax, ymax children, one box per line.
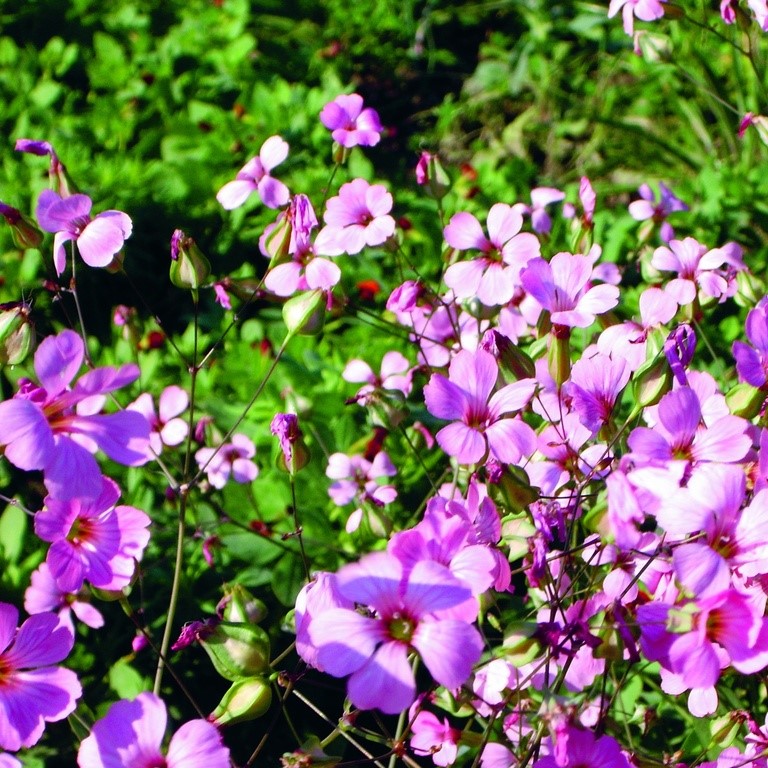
<box><xmin>217</xmin><ymin>584</ymin><xmax>268</xmax><ymax>624</ymax></box>
<box><xmin>547</xmin><ymin>331</ymin><xmax>571</xmax><ymax>387</ymax></box>
<box><xmin>630</xmin><ymin>355</ymin><xmax>672</xmax><ymax>414</ymax></box>
<box><xmin>199</xmin><ymin>621</ymin><xmax>271</xmax><ymax>680</ymax></box>
<box><xmin>170</xmin><ymin>229</ymin><xmax>211</xmax><ymax>292</ymax></box>
<box><xmin>492</xmin><ymin>465</ymin><xmax>539</xmax><ymax>514</ymax></box>
<box><xmin>0</xmin><ymin>301</ymin><xmax>35</xmax><ymax>365</ymax></box>
<box><xmin>209</xmin><ymin>676</ymin><xmax>272</xmax><ymax>726</ymax></box>
<box><xmin>261</xmin><ymin>212</ymin><xmax>292</xmax><ymax>267</ymax></box>
<box><xmin>735</xmin><ymin>270</ymin><xmax>766</xmax><ymax>308</ymax></box>
<box><xmin>0</xmin><ymin>203</ymin><xmax>43</xmax><ymax>249</ymax></box>
<box><xmin>726</xmin><ymin>382</ymin><xmax>765</xmax><ymax>420</ymax></box>
<box><xmin>503</xmin><ymin>621</ymin><xmax>542</xmax><ymax>667</ymax></box>
<box><xmin>481</xmin><ymin>330</ymin><xmax>535</xmax><ymax>380</ymax></box>
<box><xmin>282</xmin><ymin>289</ymin><xmax>327</xmax><ymax>336</ymax></box>
<box><xmin>270</xmin><ymin>413</ymin><xmax>311</xmax><ymax>475</ymax></box>
<box><xmin>415</xmin><ymin>152</ymin><xmax>450</xmax><ymax>199</ymax></box>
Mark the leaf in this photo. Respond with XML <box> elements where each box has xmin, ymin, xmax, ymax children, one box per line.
<box><xmin>0</xmin><ymin>504</ymin><xmax>26</xmax><ymax>564</ymax></box>
<box><xmin>108</xmin><ymin>658</ymin><xmax>149</xmax><ymax>699</ymax></box>
<box><xmin>271</xmin><ymin>552</ymin><xmax>306</xmax><ymax>606</ymax></box>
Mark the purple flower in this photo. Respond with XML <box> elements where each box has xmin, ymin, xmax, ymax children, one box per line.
<box><xmin>517</xmin><ymin>187</ymin><xmax>566</xmax><ymax>235</ymax></box>
<box><xmin>733</xmin><ymin>299</ymin><xmax>768</xmax><ymax>387</ymax></box>
<box><xmin>195</xmin><ymin>433</ymin><xmax>259</xmax><ymax>489</ymax></box>
<box><xmin>15</xmin><ymin>139</ymin><xmax>73</xmax><ymax>198</ymax></box>
<box><xmin>664</xmin><ymin>323</ymin><xmax>696</xmax><ymax>385</ymax></box>
<box><xmin>629</xmin><ymin>183</ymin><xmax>688</xmax><ymax>239</ymax></box>
<box><xmin>0</xmin><ymin>330</ymin><xmax>150</xmax><ymax>501</ymax></box>
<box><xmin>424</xmin><ymin>348</ymin><xmax>536</xmax><ymax>465</ymax></box>
<box><xmin>34</xmin><ymin>476</ymin><xmax>151</xmax><ymax>593</ymax></box>
<box><xmin>308</xmin><ymin>552</ymin><xmax>484</xmax><ymax>714</ymax></box>
<box><xmin>127</xmin><ymin>385</ymin><xmax>189</xmax><ymax>457</ymax></box>
<box><xmin>608</xmin><ymin>0</ymin><xmax>666</xmax><ymax>35</ymax></box>
<box><xmin>533</xmin><ymin>727</ymin><xmax>630</xmax><ymax>768</ymax></box>
<box><xmin>520</xmin><ymin>252</ymin><xmax>619</xmax><ymax>328</ymax></box>
<box><xmin>35</xmin><ymin>190</ymin><xmax>132</xmax><ymax>276</ymax></box>
<box><xmin>443</xmin><ymin>204</ymin><xmax>540</xmax><ymax>306</ymax></box>
<box><xmin>24</xmin><ymin>562</ymin><xmax>104</xmax><ymax>634</ymax></box>
<box><xmin>0</xmin><ymin>603</ymin><xmax>82</xmax><ymax>751</ymax></box>
<box><xmin>216</xmin><ymin>135</ymin><xmax>290</xmax><ymax>210</ymax></box>
<box><xmin>77</xmin><ymin>692</ymin><xmax>230</xmax><ymax>768</ymax></box>
<box><xmin>320</xmin><ymin>94</ymin><xmax>382</xmax><ymax>148</ymax></box>
<box><xmin>567</xmin><ymin>351</ymin><xmax>630</xmax><ymax>433</ymax></box>
<box><xmin>314</xmin><ymin>179</ymin><xmax>395</xmax><ymax>255</ymax></box>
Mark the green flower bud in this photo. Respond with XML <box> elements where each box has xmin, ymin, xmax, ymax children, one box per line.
<box><xmin>547</xmin><ymin>331</ymin><xmax>571</xmax><ymax>387</ymax></box>
<box><xmin>726</xmin><ymin>382</ymin><xmax>765</xmax><ymax>420</ymax></box>
<box><xmin>0</xmin><ymin>302</ymin><xmax>35</xmax><ymax>365</ymax></box>
<box><xmin>200</xmin><ymin>621</ymin><xmax>271</xmax><ymax>680</ymax></box>
<box><xmin>493</xmin><ymin>465</ymin><xmax>539</xmax><ymax>514</ymax></box>
<box><xmin>631</xmin><ymin>354</ymin><xmax>672</xmax><ymax>415</ymax></box>
<box><xmin>503</xmin><ymin>621</ymin><xmax>542</xmax><ymax>667</ymax></box>
<box><xmin>209</xmin><ymin>676</ymin><xmax>272</xmax><ymax>726</ymax></box>
<box><xmin>170</xmin><ymin>229</ymin><xmax>211</xmax><ymax>292</ymax></box>
<box><xmin>416</xmin><ymin>152</ymin><xmax>451</xmax><ymax>199</ymax></box>
<box><xmin>0</xmin><ymin>203</ymin><xmax>43</xmax><ymax>249</ymax></box>
<box><xmin>218</xmin><ymin>584</ymin><xmax>268</xmax><ymax>624</ymax></box>
<box><xmin>262</xmin><ymin>212</ymin><xmax>292</xmax><ymax>268</ymax></box>
<box><xmin>282</xmin><ymin>289</ymin><xmax>327</xmax><ymax>336</ymax></box>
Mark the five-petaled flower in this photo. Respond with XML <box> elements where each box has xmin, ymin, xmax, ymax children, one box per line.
<box><xmin>320</xmin><ymin>94</ymin><xmax>382</xmax><ymax>148</ymax></box>
<box><xmin>35</xmin><ymin>190</ymin><xmax>132</xmax><ymax>276</ymax></box>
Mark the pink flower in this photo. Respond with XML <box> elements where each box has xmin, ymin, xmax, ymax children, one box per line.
<box><xmin>567</xmin><ymin>351</ymin><xmax>630</xmax><ymax>433</ymax></box>
<box><xmin>127</xmin><ymin>385</ymin><xmax>189</xmax><ymax>457</ymax></box>
<box><xmin>216</xmin><ymin>135</ymin><xmax>290</xmax><ymax>210</ymax></box>
<box><xmin>77</xmin><ymin>692</ymin><xmax>230</xmax><ymax>768</ymax></box>
<box><xmin>320</xmin><ymin>94</ymin><xmax>382</xmax><ymax>148</ymax></box>
<box><xmin>520</xmin><ymin>252</ymin><xmax>619</xmax><ymax>328</ymax></box>
<box><xmin>579</xmin><ymin>177</ymin><xmax>596</xmax><ymax>227</ymax></box>
<box><xmin>0</xmin><ymin>330</ymin><xmax>150</xmax><ymax>501</ymax></box>
<box><xmin>628</xmin><ymin>182</ymin><xmax>688</xmax><ymax>243</ymax></box>
<box><xmin>443</xmin><ymin>203</ymin><xmax>540</xmax><ymax>306</ymax></box>
<box><xmin>24</xmin><ymin>562</ymin><xmax>105</xmax><ymax>634</ymax></box>
<box><xmin>533</xmin><ymin>727</ymin><xmax>630</xmax><ymax>768</ymax></box>
<box><xmin>34</xmin><ymin>476</ymin><xmax>151</xmax><ymax>593</ymax></box>
<box><xmin>0</xmin><ymin>603</ymin><xmax>82</xmax><ymax>751</ymax></box>
<box><xmin>195</xmin><ymin>433</ymin><xmax>259</xmax><ymax>489</ymax></box>
<box><xmin>410</xmin><ymin>709</ymin><xmax>460</xmax><ymax>766</ymax></box>
<box><xmin>343</xmin><ymin>351</ymin><xmax>413</xmax><ymax>401</ymax></box>
<box><xmin>652</xmin><ymin>237</ymin><xmax>732</xmax><ymax>305</ymax></box>
<box><xmin>516</xmin><ymin>187</ymin><xmax>566</xmax><ymax>235</ymax></box>
<box><xmin>36</xmin><ymin>190</ymin><xmax>132</xmax><ymax>275</ymax></box>
<box><xmin>424</xmin><ymin>348</ymin><xmax>536</xmax><ymax>465</ymax></box>
<box><xmin>608</xmin><ymin>0</ymin><xmax>666</xmax><ymax>36</ymax></box>
<box><xmin>314</xmin><ymin>179</ymin><xmax>396</xmax><ymax>255</ymax></box>
<box><xmin>308</xmin><ymin>552</ymin><xmax>484</xmax><ymax>714</ymax></box>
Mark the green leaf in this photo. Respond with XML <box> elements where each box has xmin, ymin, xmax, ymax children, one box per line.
<box><xmin>108</xmin><ymin>658</ymin><xmax>149</xmax><ymax>700</ymax></box>
<box><xmin>0</xmin><ymin>504</ymin><xmax>26</xmax><ymax>564</ymax></box>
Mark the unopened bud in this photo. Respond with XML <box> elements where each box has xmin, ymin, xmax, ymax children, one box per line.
<box><xmin>261</xmin><ymin>213</ymin><xmax>292</xmax><ymax>267</ymax></box>
<box><xmin>481</xmin><ymin>330</ymin><xmax>535</xmax><ymax>380</ymax></box>
<box><xmin>282</xmin><ymin>289</ymin><xmax>326</xmax><ymax>336</ymax></box>
<box><xmin>726</xmin><ymin>382</ymin><xmax>765</xmax><ymax>419</ymax></box>
<box><xmin>547</xmin><ymin>331</ymin><xmax>571</xmax><ymax>386</ymax></box>
<box><xmin>735</xmin><ymin>270</ymin><xmax>766</xmax><ymax>308</ymax></box>
<box><xmin>170</xmin><ymin>229</ymin><xmax>211</xmax><ymax>291</ymax></box>
<box><xmin>503</xmin><ymin>621</ymin><xmax>541</xmax><ymax>667</ymax></box>
<box><xmin>218</xmin><ymin>584</ymin><xmax>268</xmax><ymax>624</ymax></box>
<box><xmin>0</xmin><ymin>301</ymin><xmax>35</xmax><ymax>365</ymax></box>
<box><xmin>209</xmin><ymin>676</ymin><xmax>272</xmax><ymax>726</ymax></box>
<box><xmin>631</xmin><ymin>354</ymin><xmax>672</xmax><ymax>414</ymax></box>
<box><xmin>415</xmin><ymin>152</ymin><xmax>450</xmax><ymax>199</ymax></box>
<box><xmin>199</xmin><ymin>621</ymin><xmax>271</xmax><ymax>680</ymax></box>
<box><xmin>0</xmin><ymin>203</ymin><xmax>43</xmax><ymax>249</ymax></box>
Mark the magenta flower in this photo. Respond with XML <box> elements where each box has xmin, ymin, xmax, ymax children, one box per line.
<box><xmin>0</xmin><ymin>330</ymin><xmax>150</xmax><ymax>501</ymax></box>
<box><xmin>410</xmin><ymin>709</ymin><xmax>460</xmax><ymax>766</ymax></box>
<box><xmin>517</xmin><ymin>187</ymin><xmax>566</xmax><ymax>235</ymax></box>
<box><xmin>128</xmin><ymin>385</ymin><xmax>189</xmax><ymax>458</ymax></box>
<box><xmin>314</xmin><ymin>179</ymin><xmax>395</xmax><ymax>255</ymax></box>
<box><xmin>652</xmin><ymin>237</ymin><xmax>732</xmax><ymax>305</ymax></box>
<box><xmin>533</xmin><ymin>727</ymin><xmax>630</xmax><ymax>768</ymax></box>
<box><xmin>35</xmin><ymin>190</ymin><xmax>132</xmax><ymax>275</ymax></box>
<box><xmin>216</xmin><ymin>135</ymin><xmax>290</xmax><ymax>210</ymax></box>
<box><xmin>579</xmin><ymin>176</ymin><xmax>596</xmax><ymax>227</ymax></box>
<box><xmin>320</xmin><ymin>94</ymin><xmax>382</xmax><ymax>148</ymax></box>
<box><xmin>77</xmin><ymin>692</ymin><xmax>230</xmax><ymax>768</ymax></box>
<box><xmin>567</xmin><ymin>351</ymin><xmax>630</xmax><ymax>433</ymax></box>
<box><xmin>733</xmin><ymin>298</ymin><xmax>768</xmax><ymax>387</ymax></box>
<box><xmin>0</xmin><ymin>603</ymin><xmax>82</xmax><ymax>751</ymax></box>
<box><xmin>195</xmin><ymin>433</ymin><xmax>258</xmax><ymax>489</ymax></box>
<box><xmin>24</xmin><ymin>562</ymin><xmax>105</xmax><ymax>634</ymax></box>
<box><xmin>608</xmin><ymin>0</ymin><xmax>666</xmax><ymax>35</ymax></box>
<box><xmin>520</xmin><ymin>252</ymin><xmax>619</xmax><ymax>328</ymax></box>
<box><xmin>443</xmin><ymin>203</ymin><xmax>540</xmax><ymax>306</ymax></box>
<box><xmin>629</xmin><ymin>182</ymin><xmax>688</xmax><ymax>243</ymax></box>
<box><xmin>308</xmin><ymin>552</ymin><xmax>484</xmax><ymax>714</ymax></box>
<box><xmin>343</xmin><ymin>351</ymin><xmax>413</xmax><ymax>401</ymax></box>
<box><xmin>627</xmin><ymin>386</ymin><xmax>751</xmax><ymax>468</ymax></box>
<box><xmin>424</xmin><ymin>348</ymin><xmax>536</xmax><ymax>465</ymax></box>
<box><xmin>35</xmin><ymin>476</ymin><xmax>151</xmax><ymax>593</ymax></box>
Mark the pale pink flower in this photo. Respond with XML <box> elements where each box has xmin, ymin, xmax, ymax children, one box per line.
<box><xmin>77</xmin><ymin>692</ymin><xmax>230</xmax><ymax>768</ymax></box>
<box><xmin>195</xmin><ymin>433</ymin><xmax>258</xmax><ymax>489</ymax></box>
<box><xmin>320</xmin><ymin>94</ymin><xmax>382</xmax><ymax>148</ymax></box>
<box><xmin>608</xmin><ymin>0</ymin><xmax>666</xmax><ymax>35</ymax></box>
<box><xmin>127</xmin><ymin>385</ymin><xmax>189</xmax><ymax>457</ymax></box>
<box><xmin>216</xmin><ymin>135</ymin><xmax>290</xmax><ymax>210</ymax></box>
<box><xmin>314</xmin><ymin>179</ymin><xmax>395</xmax><ymax>255</ymax></box>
